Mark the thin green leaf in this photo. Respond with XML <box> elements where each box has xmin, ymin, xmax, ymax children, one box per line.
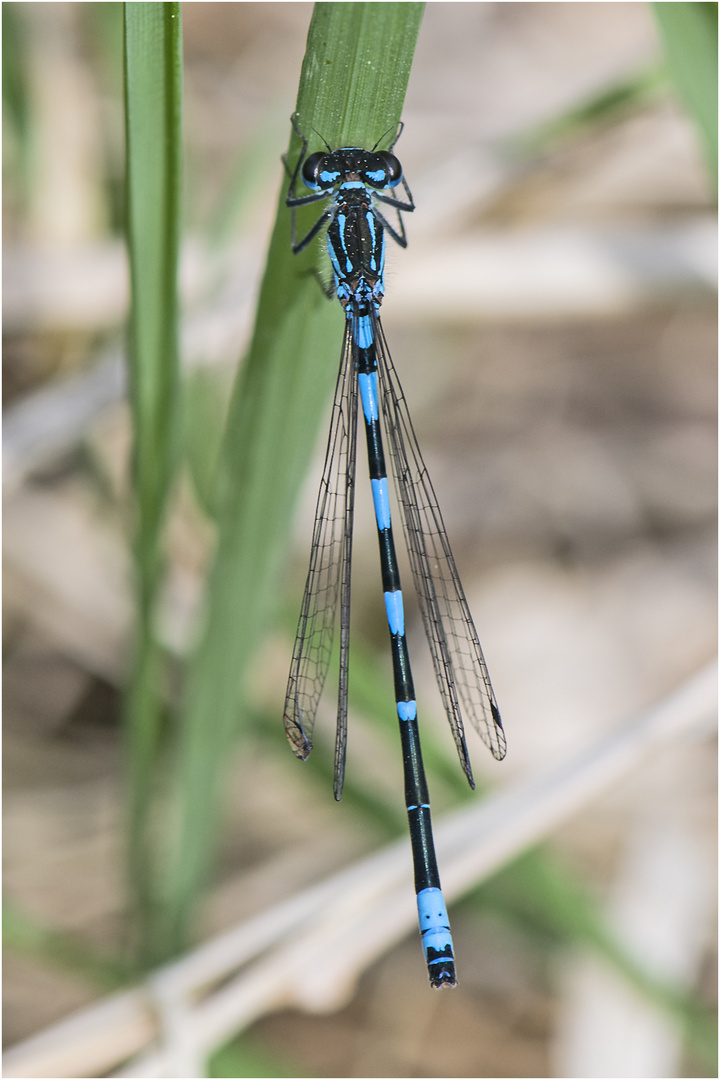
<box><xmin>652</xmin><ymin>1</ymin><xmax>718</xmax><ymax>189</ymax></box>
<box><xmin>2</xmin><ymin>4</ymin><xmax>33</xmax><ymax>204</ymax></box>
<box><xmin>123</xmin><ymin>0</ymin><xmax>183</xmax><ymax>963</ymax></box>
<box><xmin>519</xmin><ymin>66</ymin><xmax>666</xmax><ymax>152</ymax></box>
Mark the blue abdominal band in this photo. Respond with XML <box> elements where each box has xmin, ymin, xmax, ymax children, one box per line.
<box><xmin>370</xmin><ymin>477</ymin><xmax>391</xmax><ymax>531</ymax></box>
<box><xmin>397</xmin><ymin>699</ymin><xmax>417</xmax><ymax>722</ymax></box>
<box><xmin>417</xmin><ymin>887</ymin><xmax>452</xmax><ymax>956</ymax></box>
<box><xmin>384</xmin><ymin>590</ymin><xmax>405</xmax><ymax>636</ymax></box>
<box><xmin>358</xmin><ymin>371</ymin><xmax>379</xmax><ymax>422</ymax></box>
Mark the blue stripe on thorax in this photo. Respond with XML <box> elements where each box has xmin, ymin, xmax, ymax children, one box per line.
<box><xmin>328</xmin><ymin>242</ymin><xmax>343</xmax><ymax>283</ymax></box>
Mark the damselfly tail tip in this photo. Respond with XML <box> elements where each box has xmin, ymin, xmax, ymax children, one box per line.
<box><xmin>428</xmin><ymin>957</ymin><xmax>457</xmax><ymax>989</ymax></box>
<box><xmin>419</xmin><ymin>889</ymin><xmax>456</xmax><ymax>988</ymax></box>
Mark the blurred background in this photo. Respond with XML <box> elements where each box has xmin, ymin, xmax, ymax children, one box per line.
<box><xmin>3</xmin><ymin>3</ymin><xmax>717</xmax><ymax>1077</ymax></box>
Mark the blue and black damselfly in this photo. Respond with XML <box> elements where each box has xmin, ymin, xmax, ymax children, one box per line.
<box><xmin>282</xmin><ymin>114</ymin><xmax>506</xmax><ymax>989</ymax></box>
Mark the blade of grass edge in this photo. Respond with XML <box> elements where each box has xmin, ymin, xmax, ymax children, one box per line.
<box><xmin>123</xmin><ymin>1</ymin><xmax>183</xmax><ymax>964</ymax></box>
<box><xmin>158</xmin><ymin>1</ymin><xmax>425</xmax><ymax>958</ymax></box>
<box><xmin>651</xmin><ymin>1</ymin><xmax>718</xmax><ymax>190</ymax></box>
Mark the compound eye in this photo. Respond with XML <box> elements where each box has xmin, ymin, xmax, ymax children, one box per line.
<box><xmin>301</xmin><ymin>151</ymin><xmax>329</xmax><ymax>190</ymax></box>
<box><xmin>376</xmin><ymin>151</ymin><xmax>403</xmax><ymax>187</ymax></box>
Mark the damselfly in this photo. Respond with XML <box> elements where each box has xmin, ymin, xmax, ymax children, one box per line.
<box><xmin>282</xmin><ymin>114</ymin><xmax>506</xmax><ymax>989</ymax></box>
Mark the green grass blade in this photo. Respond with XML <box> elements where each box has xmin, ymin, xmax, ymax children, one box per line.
<box><xmin>519</xmin><ymin>66</ymin><xmax>667</xmax><ymax>152</ymax></box>
<box><xmin>652</xmin><ymin>1</ymin><xmax>718</xmax><ymax>189</ymax></box>
<box><xmin>158</xmin><ymin>1</ymin><xmax>425</xmax><ymax>957</ymax></box>
<box><xmin>2</xmin><ymin>4</ymin><xmax>33</xmax><ymax>203</ymax></box>
<box><xmin>123</xmin><ymin>1</ymin><xmax>183</xmax><ymax>963</ymax></box>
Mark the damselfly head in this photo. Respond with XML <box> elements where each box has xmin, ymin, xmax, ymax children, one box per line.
<box><xmin>301</xmin><ymin>146</ymin><xmax>404</xmax><ymax>193</ymax></box>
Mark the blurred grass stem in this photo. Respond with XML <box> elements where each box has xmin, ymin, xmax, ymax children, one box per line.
<box><xmin>123</xmin><ymin>1</ymin><xmax>183</xmax><ymax>964</ymax></box>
